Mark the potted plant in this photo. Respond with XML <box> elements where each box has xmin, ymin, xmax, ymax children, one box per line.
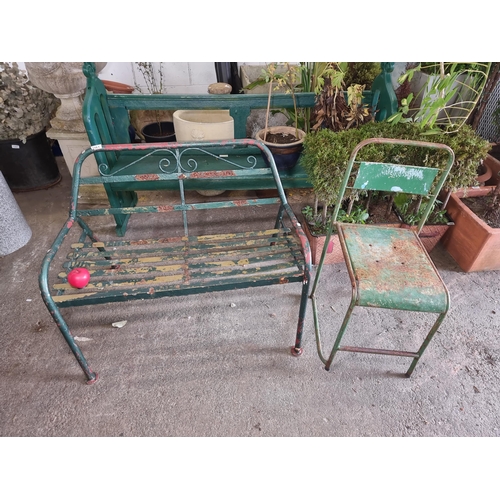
<box><xmin>0</xmin><ymin>62</ymin><xmax>61</xmax><ymax>191</ymax></box>
<box><xmin>390</xmin><ymin>62</ymin><xmax>491</xmax><ymax>133</ymax></box>
<box><xmin>416</xmin><ymin>120</ymin><xmax>500</xmax><ymax>272</ymax></box>
<box><xmin>255</xmin><ymin>63</ymin><xmax>306</xmax><ymax>171</ymax></box>
<box><xmin>132</xmin><ymin>62</ymin><xmax>176</xmax><ymax>142</ymax></box>
<box><xmin>101</xmin><ymin>80</ymin><xmax>135</xmax><ymax>94</ymax></box>
<box><xmin>309</xmin><ymin>62</ymin><xmax>375</xmax><ymax>133</ymax></box>
<box><xmin>251</xmin><ymin>62</ymin><xmax>384</xmax><ymax>172</ymax></box>
<box><xmin>388</xmin><ymin>110</ymin><xmax>494</xmax><ymax>270</ymax></box>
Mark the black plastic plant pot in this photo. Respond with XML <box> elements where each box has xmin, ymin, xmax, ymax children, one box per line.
<box><xmin>141</xmin><ymin>121</ymin><xmax>176</xmax><ymax>143</ymax></box>
<box><xmin>0</xmin><ymin>130</ymin><xmax>61</xmax><ymax>192</ymax></box>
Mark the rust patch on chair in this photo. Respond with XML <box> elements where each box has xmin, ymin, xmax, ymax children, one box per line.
<box><xmin>349</xmin><ymin>230</ymin><xmax>442</xmax><ymax>292</ymax></box>
<box><xmin>158</xmin><ymin>205</ymin><xmax>174</xmax><ymax>212</ymax></box>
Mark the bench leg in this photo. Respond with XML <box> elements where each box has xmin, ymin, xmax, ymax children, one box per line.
<box><xmin>44</xmin><ymin>299</ymin><xmax>98</xmax><ymax>384</ymax></box>
<box><xmin>291</xmin><ymin>279</ymin><xmax>310</xmax><ymax>357</ymax></box>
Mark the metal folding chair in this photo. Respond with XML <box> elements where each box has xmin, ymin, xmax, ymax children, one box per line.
<box><xmin>310</xmin><ymin>138</ymin><xmax>455</xmax><ymax>377</ymax></box>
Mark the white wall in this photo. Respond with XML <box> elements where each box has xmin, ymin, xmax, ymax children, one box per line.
<box><xmin>98</xmin><ymin>62</ymin><xmax>218</xmax><ymax>94</ymax></box>
<box><xmin>98</xmin><ymin>62</ymin><xmax>279</xmax><ymax>94</ymax></box>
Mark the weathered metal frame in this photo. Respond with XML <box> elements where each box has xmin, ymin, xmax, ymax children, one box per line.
<box><xmin>39</xmin><ymin>139</ymin><xmax>312</xmax><ymax>384</ymax></box>
<box><xmin>310</xmin><ymin>138</ymin><xmax>455</xmax><ymax>377</ymax></box>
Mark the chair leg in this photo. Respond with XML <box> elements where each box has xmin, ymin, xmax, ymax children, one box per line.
<box><xmin>324</xmin><ymin>300</ymin><xmax>356</xmax><ymax>371</ymax></box>
<box><xmin>291</xmin><ymin>279</ymin><xmax>310</xmax><ymax>356</ymax></box>
<box><xmin>310</xmin><ymin>282</ymin><xmax>357</xmax><ymax>369</ymax></box>
<box><xmin>405</xmin><ymin>312</ymin><xmax>447</xmax><ymax>378</ymax></box>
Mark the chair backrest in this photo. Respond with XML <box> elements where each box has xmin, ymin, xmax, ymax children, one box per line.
<box><xmin>332</xmin><ymin>138</ymin><xmax>455</xmax><ymax>234</ymax></box>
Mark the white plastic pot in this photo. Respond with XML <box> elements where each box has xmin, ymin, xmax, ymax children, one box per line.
<box><xmin>173</xmin><ymin>110</ymin><xmax>234</xmax><ymax>196</ymax></box>
<box><xmin>173</xmin><ymin>110</ymin><xmax>234</xmax><ymax>142</ymax></box>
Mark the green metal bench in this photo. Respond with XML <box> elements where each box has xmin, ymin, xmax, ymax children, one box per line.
<box><xmin>39</xmin><ymin>139</ymin><xmax>312</xmax><ymax>384</ymax></box>
<box><xmin>81</xmin><ymin>62</ymin><xmax>396</xmax><ymax>236</ymax></box>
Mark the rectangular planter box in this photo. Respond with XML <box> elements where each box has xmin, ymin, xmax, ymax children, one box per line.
<box><xmin>441</xmin><ymin>185</ymin><xmax>500</xmax><ymax>272</ymax></box>
<box><xmin>399</xmin><ymin>218</ymin><xmax>454</xmax><ymax>253</ymax></box>
<box><xmin>418</xmin><ymin>224</ymin><xmax>453</xmax><ymax>253</ymax></box>
<box><xmin>395</xmin><ymin>205</ymin><xmax>454</xmax><ymax>254</ymax></box>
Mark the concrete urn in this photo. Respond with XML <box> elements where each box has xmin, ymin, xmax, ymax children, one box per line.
<box><xmin>25</xmin><ymin>62</ymin><xmax>107</xmax><ymax>133</ymax></box>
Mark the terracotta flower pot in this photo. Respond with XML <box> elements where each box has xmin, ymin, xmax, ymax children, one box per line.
<box><xmin>476</xmin><ymin>161</ymin><xmax>492</xmax><ymax>185</ymax></box>
<box><xmin>301</xmin><ymin>216</ymin><xmax>344</xmax><ymax>265</ymax></box>
<box><xmin>485</xmin><ymin>153</ymin><xmax>500</xmax><ymax>186</ymax></box>
<box><xmin>441</xmin><ymin>185</ymin><xmax>500</xmax><ymax>272</ymax></box>
<box><xmin>101</xmin><ymin>80</ymin><xmax>135</xmax><ymax>94</ymax></box>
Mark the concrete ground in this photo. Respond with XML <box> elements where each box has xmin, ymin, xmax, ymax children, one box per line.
<box><xmin>1</xmin><ymin>157</ymin><xmax>499</xmax><ymax>437</ymax></box>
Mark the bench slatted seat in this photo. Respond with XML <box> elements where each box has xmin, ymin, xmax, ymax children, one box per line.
<box><xmin>53</xmin><ymin>227</ymin><xmax>305</xmax><ymax>307</ymax></box>
<box><xmin>39</xmin><ymin>139</ymin><xmax>312</xmax><ymax>384</ymax></box>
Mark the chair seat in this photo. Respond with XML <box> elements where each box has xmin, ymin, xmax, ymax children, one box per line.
<box><xmin>338</xmin><ymin>224</ymin><xmax>448</xmax><ymax>313</ymax></box>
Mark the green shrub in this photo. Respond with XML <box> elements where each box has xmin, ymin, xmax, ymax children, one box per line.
<box><xmin>302</xmin><ymin>121</ymin><xmax>491</xmax><ymax>210</ymax></box>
